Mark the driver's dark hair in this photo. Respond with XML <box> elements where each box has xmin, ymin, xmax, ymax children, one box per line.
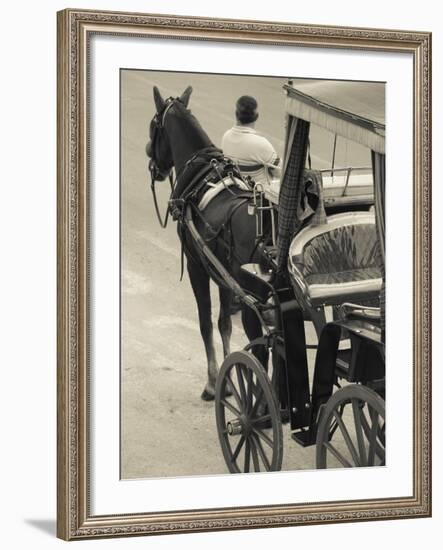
<box><xmin>235</xmin><ymin>95</ymin><xmax>258</xmax><ymax>124</ymax></box>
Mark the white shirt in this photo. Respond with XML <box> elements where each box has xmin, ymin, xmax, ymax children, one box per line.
<box><xmin>221</xmin><ymin>125</ymin><xmax>280</xmax><ymax>186</ymax></box>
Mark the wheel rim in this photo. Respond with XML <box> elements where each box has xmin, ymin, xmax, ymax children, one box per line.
<box><xmin>316</xmin><ymin>385</ymin><xmax>385</xmax><ymax>469</ymax></box>
<box><xmin>360</xmin><ymin>402</ymin><xmax>385</xmax><ymax>460</ymax></box>
<box><xmin>215</xmin><ymin>351</ymin><xmax>283</xmax><ymax>473</ymax></box>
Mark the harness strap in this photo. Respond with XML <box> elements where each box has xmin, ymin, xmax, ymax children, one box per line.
<box><xmin>182</xmin><ymin>164</ymin><xmax>216</xmax><ymax>201</ymax></box>
<box><xmin>174</xmin><ymin>146</ymin><xmax>224</xmax><ymax>183</ymax></box>
<box><xmin>179</xmin><ymin>222</ymin><xmax>187</xmax><ymax>282</ymax></box>
<box><xmin>152</xmin><ymin>146</ymin><xmax>255</xmax><ymax>281</ymax></box>
<box><xmin>150</xmin><ymin>172</ymin><xmax>174</xmax><ymax>228</ymax></box>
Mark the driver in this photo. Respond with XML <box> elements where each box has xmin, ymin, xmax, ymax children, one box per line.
<box><xmin>222</xmin><ymin>95</ymin><xmax>281</xmax><ymax>186</ymax></box>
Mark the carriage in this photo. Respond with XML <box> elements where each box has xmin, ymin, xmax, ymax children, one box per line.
<box><xmin>147</xmin><ymin>79</ymin><xmax>386</xmax><ymax>473</ymax></box>
<box><xmin>213</xmin><ymin>80</ymin><xmax>386</xmax><ymax>472</ymax></box>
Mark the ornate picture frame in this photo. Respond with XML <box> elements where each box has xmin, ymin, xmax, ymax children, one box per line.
<box><xmin>57</xmin><ymin>8</ymin><xmax>431</xmax><ymax>540</ymax></box>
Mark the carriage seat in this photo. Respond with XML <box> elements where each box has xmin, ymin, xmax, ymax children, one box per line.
<box><xmin>288</xmin><ymin>212</ymin><xmax>383</xmax><ymax>309</ymax></box>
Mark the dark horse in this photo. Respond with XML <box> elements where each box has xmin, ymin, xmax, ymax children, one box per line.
<box><xmin>146</xmin><ymin>86</ymin><xmax>265</xmax><ymax>401</ymax></box>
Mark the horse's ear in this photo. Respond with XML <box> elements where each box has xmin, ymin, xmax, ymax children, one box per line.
<box><xmin>153</xmin><ymin>86</ymin><xmax>165</xmax><ymax>113</ymax></box>
<box><xmin>179</xmin><ymin>86</ymin><xmax>193</xmax><ymax>108</ymax></box>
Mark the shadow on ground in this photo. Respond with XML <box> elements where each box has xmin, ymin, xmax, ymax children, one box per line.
<box><xmin>25</xmin><ymin>519</ymin><xmax>56</xmax><ymax>537</ymax></box>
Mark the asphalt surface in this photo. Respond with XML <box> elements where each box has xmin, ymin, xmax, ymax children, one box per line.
<box><xmin>120</xmin><ymin>70</ymin><xmax>372</xmax><ymax>479</ymax></box>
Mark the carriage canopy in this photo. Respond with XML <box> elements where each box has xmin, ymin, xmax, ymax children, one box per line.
<box><xmin>283</xmin><ymin>80</ymin><xmax>385</xmax><ymax>154</ymax></box>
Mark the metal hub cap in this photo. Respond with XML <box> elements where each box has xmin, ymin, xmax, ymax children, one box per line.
<box><xmin>226</xmin><ymin>419</ymin><xmax>242</xmax><ymax>436</ymax></box>
<box><xmin>227</xmin><ymin>415</ymin><xmax>251</xmax><ymax>436</ymax></box>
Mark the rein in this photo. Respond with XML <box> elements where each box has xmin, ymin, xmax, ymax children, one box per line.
<box><xmin>149</xmin><ymin>169</ymin><xmax>174</xmax><ymax>228</ymax></box>
<box><xmin>148</xmin><ymin>96</ymin><xmax>178</xmax><ymax>228</ymax></box>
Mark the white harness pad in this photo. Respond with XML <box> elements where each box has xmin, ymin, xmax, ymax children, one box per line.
<box><xmin>197</xmin><ymin>176</ymin><xmax>249</xmax><ymax>211</ymax></box>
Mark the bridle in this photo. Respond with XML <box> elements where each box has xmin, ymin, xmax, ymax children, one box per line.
<box><xmin>148</xmin><ymin>95</ymin><xmax>233</xmax><ymax>230</ymax></box>
<box><xmin>148</xmin><ymin>97</ymin><xmax>177</xmax><ymax>228</ymax></box>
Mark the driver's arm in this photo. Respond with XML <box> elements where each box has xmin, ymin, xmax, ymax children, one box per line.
<box><xmin>268</xmin><ymin>156</ymin><xmax>282</xmax><ymax>178</ymax></box>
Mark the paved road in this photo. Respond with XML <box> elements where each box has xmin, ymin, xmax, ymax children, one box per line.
<box><xmin>120</xmin><ymin>70</ymin><xmax>370</xmax><ymax>478</ymax></box>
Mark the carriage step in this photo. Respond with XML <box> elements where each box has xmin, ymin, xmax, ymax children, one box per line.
<box><xmin>291</xmin><ymin>429</ymin><xmax>316</xmax><ymax>448</ymax></box>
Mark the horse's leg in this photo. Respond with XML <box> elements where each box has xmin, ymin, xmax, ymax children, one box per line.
<box><xmin>218</xmin><ymin>286</ymin><xmax>233</xmax><ymax>358</ymax></box>
<box><xmin>187</xmin><ymin>258</ymin><xmax>218</xmax><ymax>401</ymax></box>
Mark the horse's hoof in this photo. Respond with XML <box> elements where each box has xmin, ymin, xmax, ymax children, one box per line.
<box><xmin>201</xmin><ymin>388</ymin><xmax>215</xmax><ymax>401</ymax></box>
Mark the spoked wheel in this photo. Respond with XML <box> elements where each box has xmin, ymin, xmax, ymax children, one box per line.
<box><xmin>361</xmin><ymin>397</ymin><xmax>386</xmax><ymax>461</ymax></box>
<box><xmin>215</xmin><ymin>350</ymin><xmax>283</xmax><ymax>473</ymax></box>
<box><xmin>316</xmin><ymin>384</ymin><xmax>385</xmax><ymax>469</ymax></box>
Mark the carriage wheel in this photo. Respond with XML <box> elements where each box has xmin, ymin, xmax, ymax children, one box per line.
<box><xmin>215</xmin><ymin>350</ymin><xmax>283</xmax><ymax>473</ymax></box>
<box><xmin>361</xmin><ymin>397</ymin><xmax>386</xmax><ymax>461</ymax></box>
<box><xmin>316</xmin><ymin>384</ymin><xmax>385</xmax><ymax>469</ymax></box>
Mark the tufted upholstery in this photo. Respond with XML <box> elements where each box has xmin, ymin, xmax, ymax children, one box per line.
<box><xmin>288</xmin><ymin>212</ymin><xmax>382</xmax><ymax>307</ymax></box>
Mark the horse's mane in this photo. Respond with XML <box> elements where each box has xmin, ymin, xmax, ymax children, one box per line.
<box><xmin>171</xmin><ymin>101</ymin><xmax>213</xmax><ymax>148</ymax></box>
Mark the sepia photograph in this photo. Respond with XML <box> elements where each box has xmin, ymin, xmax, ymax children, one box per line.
<box><xmin>120</xmin><ymin>70</ymin><xmax>386</xmax><ymax>479</ymax></box>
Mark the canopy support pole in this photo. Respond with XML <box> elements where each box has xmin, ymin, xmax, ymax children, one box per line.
<box><xmin>276</xmin><ymin>117</ymin><xmax>310</xmax><ymax>280</ymax></box>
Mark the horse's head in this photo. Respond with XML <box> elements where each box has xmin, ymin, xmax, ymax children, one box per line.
<box><xmin>146</xmin><ymin>85</ymin><xmax>193</xmax><ymax>181</ymax></box>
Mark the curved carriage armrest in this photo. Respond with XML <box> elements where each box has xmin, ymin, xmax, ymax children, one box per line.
<box><xmin>331</xmin><ymin>317</ymin><xmax>383</xmax><ymax>347</ymax></box>
<box><xmin>339</xmin><ymin>302</ymin><xmax>380</xmax><ymax>322</ymax></box>
<box><xmin>336</xmin><ymin>303</ymin><xmax>383</xmax><ymax>346</ymax></box>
